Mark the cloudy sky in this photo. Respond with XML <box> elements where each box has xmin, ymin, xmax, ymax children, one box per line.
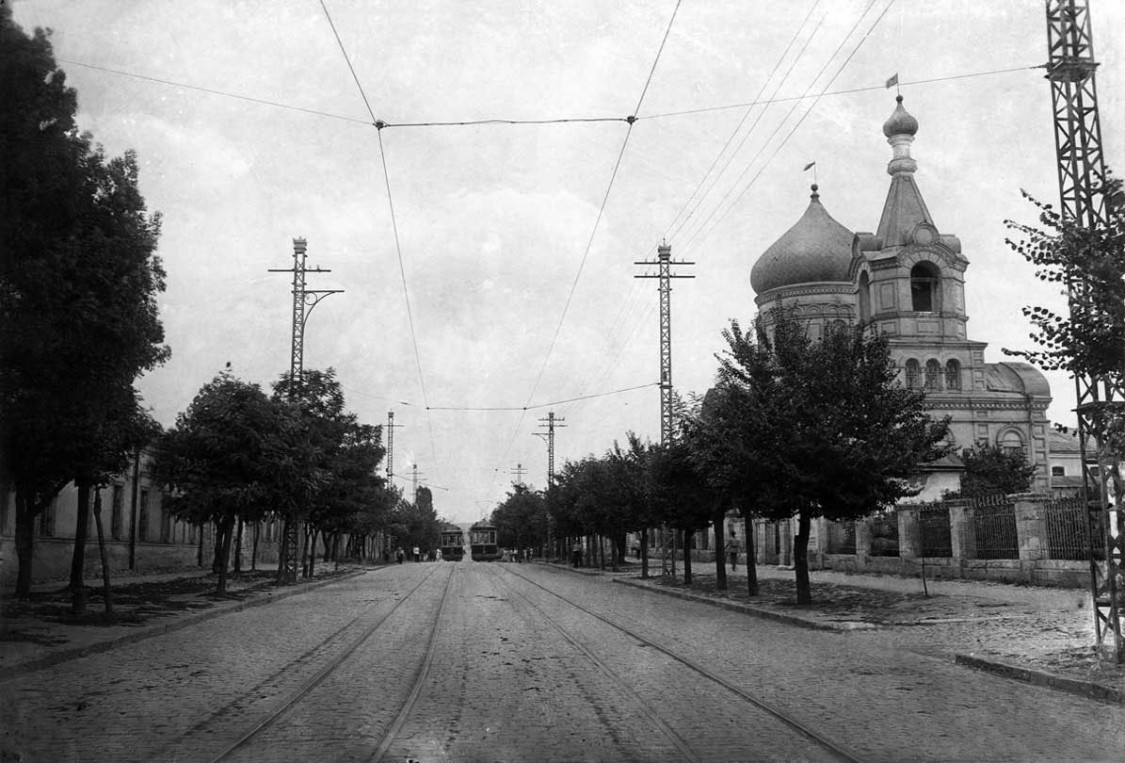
<box><xmin>11</xmin><ymin>0</ymin><xmax>1125</xmax><ymax>523</ymax></box>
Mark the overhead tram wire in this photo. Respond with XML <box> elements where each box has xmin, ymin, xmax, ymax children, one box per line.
<box><xmin>318</xmin><ymin>0</ymin><xmax>438</xmax><ymax>470</ymax></box>
<box><xmin>424</xmin><ymin>382</ymin><xmax>660</xmax><ymax>412</ymax></box>
<box><xmin>495</xmin><ymin>0</ymin><xmax>685</xmax><ymax>474</ymax></box>
<box><xmin>663</xmin><ymin>0</ymin><xmax>823</xmax><ymax>241</ymax></box>
<box><xmin>677</xmin><ymin>0</ymin><xmax>894</xmax><ymax>256</ymax></box>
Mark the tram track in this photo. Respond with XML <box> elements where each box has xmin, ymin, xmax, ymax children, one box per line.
<box><xmin>500</xmin><ymin>564</ymin><xmax>867</xmax><ymax>763</ymax></box>
<box><xmin>194</xmin><ymin>564</ymin><xmax>452</xmax><ymax>763</ymax></box>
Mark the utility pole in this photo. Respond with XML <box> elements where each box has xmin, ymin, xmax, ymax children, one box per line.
<box><xmin>635</xmin><ymin>241</ymin><xmax>694</xmax><ymax>576</ymax></box>
<box><xmin>412</xmin><ymin>463</ymin><xmax>424</xmax><ymax>503</ymax></box>
<box><xmin>536</xmin><ymin>412</ymin><xmax>565</xmax><ymax>559</ymax></box>
<box><xmin>268</xmin><ymin>238</ymin><xmax>342</xmax><ymax>583</ymax></box>
<box><xmin>1045</xmin><ymin>0</ymin><xmax>1123</xmax><ymax>663</ymax></box>
<box><xmin>510</xmin><ymin>463</ymin><xmax>527</xmax><ymax>487</ymax></box>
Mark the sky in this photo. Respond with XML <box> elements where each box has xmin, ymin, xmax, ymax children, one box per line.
<box><xmin>11</xmin><ymin>0</ymin><xmax>1125</xmax><ymax>524</ymax></box>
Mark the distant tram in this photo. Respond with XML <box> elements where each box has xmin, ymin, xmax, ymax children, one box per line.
<box><xmin>440</xmin><ymin>525</ymin><xmax>465</xmax><ymax>561</ymax></box>
<box><xmin>469</xmin><ymin>524</ymin><xmax>500</xmax><ymax>561</ymax></box>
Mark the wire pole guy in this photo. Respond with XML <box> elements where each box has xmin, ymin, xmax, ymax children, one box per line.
<box><xmin>268</xmin><ymin>238</ymin><xmax>342</xmax><ymax>584</ymax></box>
<box><xmin>635</xmin><ymin>241</ymin><xmax>694</xmax><ymax>578</ymax></box>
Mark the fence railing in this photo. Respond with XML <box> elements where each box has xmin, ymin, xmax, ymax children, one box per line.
<box><xmin>1043</xmin><ymin>495</ymin><xmax>1104</xmax><ymax>561</ymax></box>
<box><xmin>972</xmin><ymin>494</ymin><xmax>1019</xmax><ymax>560</ymax></box>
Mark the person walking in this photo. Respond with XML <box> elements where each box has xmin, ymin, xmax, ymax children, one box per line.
<box><xmin>412</xmin><ymin>545</ymin><xmax>421</xmax><ymax>563</ymax></box>
<box><xmin>726</xmin><ymin>532</ymin><xmax>739</xmax><ymax>572</ymax></box>
<box><xmin>396</xmin><ymin>547</ymin><xmax>405</xmax><ymax>564</ymax></box>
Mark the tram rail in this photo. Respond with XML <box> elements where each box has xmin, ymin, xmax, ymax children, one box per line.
<box><xmin>499</xmin><ymin>564</ymin><xmax>867</xmax><ymax>763</ymax></box>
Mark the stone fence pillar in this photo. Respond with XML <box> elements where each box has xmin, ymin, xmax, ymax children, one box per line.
<box><xmin>1012</xmin><ymin>493</ymin><xmax>1048</xmax><ymax>561</ymax></box>
<box><xmin>947</xmin><ymin>499</ymin><xmax>975</xmax><ymax>562</ymax></box>
<box><xmin>898</xmin><ymin>505</ymin><xmax>920</xmax><ymax>562</ymax></box>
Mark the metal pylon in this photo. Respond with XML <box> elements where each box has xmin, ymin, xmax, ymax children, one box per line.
<box><xmin>268</xmin><ymin>238</ymin><xmax>342</xmax><ymax>583</ymax></box>
<box><xmin>1045</xmin><ymin>0</ymin><xmax>1123</xmax><ymax>662</ymax></box>
<box><xmin>636</xmin><ymin>242</ymin><xmax>694</xmax><ymax>576</ymax></box>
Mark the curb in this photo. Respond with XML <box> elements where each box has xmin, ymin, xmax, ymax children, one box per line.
<box><xmin>0</xmin><ymin>568</ymin><xmax>368</xmax><ymax>683</ymax></box>
<box><xmin>953</xmin><ymin>653</ymin><xmax>1125</xmax><ymax>706</ymax></box>
<box><xmin>612</xmin><ymin>577</ymin><xmax>866</xmax><ymax>633</ymax></box>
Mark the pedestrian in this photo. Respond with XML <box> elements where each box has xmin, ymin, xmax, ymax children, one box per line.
<box><xmin>413</xmin><ymin>545</ymin><xmax>420</xmax><ymax>563</ymax></box>
<box><xmin>571</xmin><ymin>540</ymin><xmax>582</xmax><ymax>568</ymax></box>
<box><xmin>726</xmin><ymin>532</ymin><xmax>739</xmax><ymax>572</ymax></box>
<box><xmin>396</xmin><ymin>547</ymin><xmax>404</xmax><ymax>564</ymax></box>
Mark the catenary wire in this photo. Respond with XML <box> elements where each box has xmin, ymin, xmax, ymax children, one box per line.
<box><xmin>425</xmin><ymin>382</ymin><xmax>660</xmax><ymax>412</ymax></box>
<box><xmin>677</xmin><ymin>0</ymin><xmax>893</xmax><ymax>254</ymax></box>
<box><xmin>496</xmin><ymin>0</ymin><xmax>684</xmax><ymax>474</ymax></box>
<box><xmin>319</xmin><ymin>0</ymin><xmax>439</xmax><ymax>471</ymax></box>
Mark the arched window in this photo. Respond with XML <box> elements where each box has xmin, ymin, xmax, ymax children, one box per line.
<box><xmin>910</xmin><ymin>262</ymin><xmax>940</xmax><ymax>312</ymax></box>
<box><xmin>905</xmin><ymin>359</ymin><xmax>921</xmax><ymax>388</ymax></box>
<box><xmin>945</xmin><ymin>359</ymin><xmax>962</xmax><ymax>390</ymax></box>
<box><xmin>924</xmin><ymin>359</ymin><xmax>941</xmax><ymax>390</ymax></box>
<box><xmin>998</xmin><ymin>430</ymin><xmax>1024</xmax><ymax>457</ymax></box>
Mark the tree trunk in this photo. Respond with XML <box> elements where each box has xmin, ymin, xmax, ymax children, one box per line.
<box><xmin>276</xmin><ymin>518</ymin><xmax>291</xmax><ymax>584</ymax></box>
<box><xmin>794</xmin><ymin>511</ymin><xmax>811</xmax><ymax>605</ymax></box>
<box><xmin>233</xmin><ymin>517</ymin><xmax>243</xmax><ymax>574</ymax></box>
<box><xmin>70</xmin><ymin>479</ymin><xmax>91</xmax><ymax>613</ymax></box>
<box><xmin>216</xmin><ymin>517</ymin><xmax>234</xmax><ymax>595</ymax></box>
<box><xmin>743</xmin><ymin>513</ymin><xmax>759</xmax><ymax>597</ymax></box>
<box><xmin>713</xmin><ymin>506</ymin><xmax>727</xmax><ymax>591</ymax></box>
<box><xmin>251</xmin><ymin>521</ymin><xmax>260</xmax><ymax>571</ymax></box>
<box><xmin>306</xmin><ymin>528</ymin><xmax>318</xmax><ymax>578</ymax></box>
<box><xmin>683</xmin><ymin>530</ymin><xmax>693</xmax><ymax>585</ymax></box>
<box><xmin>211</xmin><ymin>520</ymin><xmax>226</xmax><ymax>574</ymax></box>
<box><xmin>92</xmin><ymin>491</ymin><xmax>113</xmax><ymax>616</ymax></box>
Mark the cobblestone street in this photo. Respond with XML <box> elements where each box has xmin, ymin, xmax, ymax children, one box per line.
<box><xmin>2</xmin><ymin>561</ymin><xmax>1124</xmax><ymax>762</ymax></box>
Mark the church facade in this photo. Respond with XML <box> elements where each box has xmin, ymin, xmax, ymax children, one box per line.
<box><xmin>749</xmin><ymin>96</ymin><xmax>1053</xmax><ymax>495</ymax></box>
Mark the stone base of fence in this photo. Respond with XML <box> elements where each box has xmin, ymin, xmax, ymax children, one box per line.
<box><xmin>813</xmin><ymin>551</ymin><xmax>1088</xmax><ymax>588</ymax></box>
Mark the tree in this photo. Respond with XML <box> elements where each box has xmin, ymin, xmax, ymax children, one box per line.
<box><xmin>945</xmin><ymin>443</ymin><xmax>1037</xmax><ymax>499</ymax></box>
<box><xmin>0</xmin><ymin>9</ymin><xmax>168</xmax><ymax>596</ymax></box>
<box><xmin>491</xmin><ymin>485</ymin><xmax>547</xmax><ymax>552</ymax></box>
<box><xmin>647</xmin><ymin>435</ymin><xmax>716</xmax><ymax>585</ymax></box>
<box><xmin>1005</xmin><ymin>184</ymin><xmax>1125</xmax><ymax>521</ymax></box>
<box><xmin>155</xmin><ymin>369</ymin><xmax>308</xmax><ymax>594</ymax></box>
<box><xmin>717</xmin><ymin>310</ymin><xmax>951</xmax><ymax>604</ymax></box>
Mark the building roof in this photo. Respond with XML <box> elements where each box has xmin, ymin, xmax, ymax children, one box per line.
<box><xmin>750</xmin><ymin>185</ymin><xmax>854</xmax><ymax>295</ymax></box>
<box><xmin>983</xmin><ymin>362</ymin><xmax>1052</xmax><ymax>397</ymax></box>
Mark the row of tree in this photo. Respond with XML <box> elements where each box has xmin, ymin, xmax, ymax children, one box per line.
<box><xmin>489</xmin><ymin>309</ymin><xmax>952</xmax><ymax>604</ymax></box>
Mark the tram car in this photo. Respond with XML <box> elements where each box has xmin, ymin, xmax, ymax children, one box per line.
<box><xmin>439</xmin><ymin>524</ymin><xmax>465</xmax><ymax>562</ymax></box>
<box><xmin>469</xmin><ymin>523</ymin><xmax>501</xmax><ymax>561</ymax></box>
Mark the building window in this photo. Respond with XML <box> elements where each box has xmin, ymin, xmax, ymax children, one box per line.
<box><xmin>905</xmin><ymin>359</ymin><xmax>921</xmax><ymax>388</ymax></box>
<box><xmin>910</xmin><ymin>262</ymin><xmax>940</xmax><ymax>312</ymax></box>
<box><xmin>924</xmin><ymin>359</ymin><xmax>941</xmax><ymax>390</ymax></box>
<box><xmin>945</xmin><ymin>359</ymin><xmax>962</xmax><ymax>390</ymax></box>
<box><xmin>1051</xmin><ymin>466</ymin><xmax>1065</xmax><ymax>477</ymax></box>
<box><xmin>111</xmin><ymin>484</ymin><xmax>125</xmax><ymax>540</ymax></box>
<box><xmin>858</xmin><ymin>272</ymin><xmax>872</xmax><ymax>322</ymax></box>
<box><xmin>998</xmin><ymin>430</ymin><xmax>1024</xmax><ymax>457</ymax></box>
<box><xmin>139</xmin><ymin>489</ymin><xmax>150</xmax><ymax>542</ymax></box>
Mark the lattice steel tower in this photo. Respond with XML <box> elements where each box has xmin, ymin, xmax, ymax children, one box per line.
<box><xmin>1045</xmin><ymin>0</ymin><xmax>1123</xmax><ymax>662</ymax></box>
<box><xmin>636</xmin><ymin>242</ymin><xmax>694</xmax><ymax>575</ymax></box>
<box><xmin>268</xmin><ymin>238</ymin><xmax>341</xmax><ymax>583</ymax></box>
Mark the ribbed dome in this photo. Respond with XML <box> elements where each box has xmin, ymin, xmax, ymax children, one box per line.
<box><xmin>882</xmin><ymin>95</ymin><xmax>918</xmax><ymax>137</ymax></box>
<box><xmin>750</xmin><ymin>186</ymin><xmax>854</xmax><ymax>294</ymax></box>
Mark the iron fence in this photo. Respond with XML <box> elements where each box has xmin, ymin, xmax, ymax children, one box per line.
<box><xmin>1044</xmin><ymin>495</ymin><xmax>1104</xmax><ymax>561</ymax></box>
<box><xmin>919</xmin><ymin>503</ymin><xmax>952</xmax><ymax>557</ymax></box>
<box><xmin>972</xmin><ymin>495</ymin><xmax>1019</xmax><ymax>559</ymax></box>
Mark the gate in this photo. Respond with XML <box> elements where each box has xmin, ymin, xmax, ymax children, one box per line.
<box><xmin>972</xmin><ymin>494</ymin><xmax>1019</xmax><ymax>559</ymax></box>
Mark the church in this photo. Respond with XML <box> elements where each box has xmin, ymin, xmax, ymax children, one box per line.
<box><xmin>748</xmin><ymin>95</ymin><xmax>1055</xmax><ymax>497</ymax></box>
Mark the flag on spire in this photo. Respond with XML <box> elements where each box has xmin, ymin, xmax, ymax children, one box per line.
<box><xmin>885</xmin><ymin>73</ymin><xmax>899</xmax><ymax>89</ymax></box>
<box><xmin>803</xmin><ymin>161</ymin><xmax>816</xmax><ymax>171</ymax></box>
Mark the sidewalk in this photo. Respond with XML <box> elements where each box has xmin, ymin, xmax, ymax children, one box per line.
<box><xmin>550</xmin><ymin>559</ymin><xmax>1125</xmax><ymax>705</ymax></box>
<box><xmin>0</xmin><ymin>563</ymin><xmax>369</xmax><ymax>682</ymax></box>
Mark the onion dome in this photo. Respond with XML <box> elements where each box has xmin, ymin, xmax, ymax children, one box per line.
<box><xmin>882</xmin><ymin>95</ymin><xmax>918</xmax><ymax>138</ymax></box>
<box><xmin>750</xmin><ymin>185</ymin><xmax>854</xmax><ymax>295</ymax></box>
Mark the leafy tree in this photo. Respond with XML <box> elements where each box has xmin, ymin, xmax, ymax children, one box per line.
<box><xmin>1</xmin><ymin>9</ymin><xmax>168</xmax><ymax>596</ymax></box>
<box><xmin>648</xmin><ymin>434</ymin><xmax>718</xmax><ymax>585</ymax></box>
<box><xmin>491</xmin><ymin>484</ymin><xmax>547</xmax><ymax>551</ymax></box>
<box><xmin>945</xmin><ymin>443</ymin><xmax>1037</xmax><ymax>499</ymax></box>
<box><xmin>717</xmin><ymin>310</ymin><xmax>951</xmax><ymax>604</ymax></box>
<box><xmin>155</xmin><ymin>369</ymin><xmax>309</xmax><ymax>594</ymax></box>
<box><xmin>1005</xmin><ymin>184</ymin><xmax>1125</xmax><ymax>514</ymax></box>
